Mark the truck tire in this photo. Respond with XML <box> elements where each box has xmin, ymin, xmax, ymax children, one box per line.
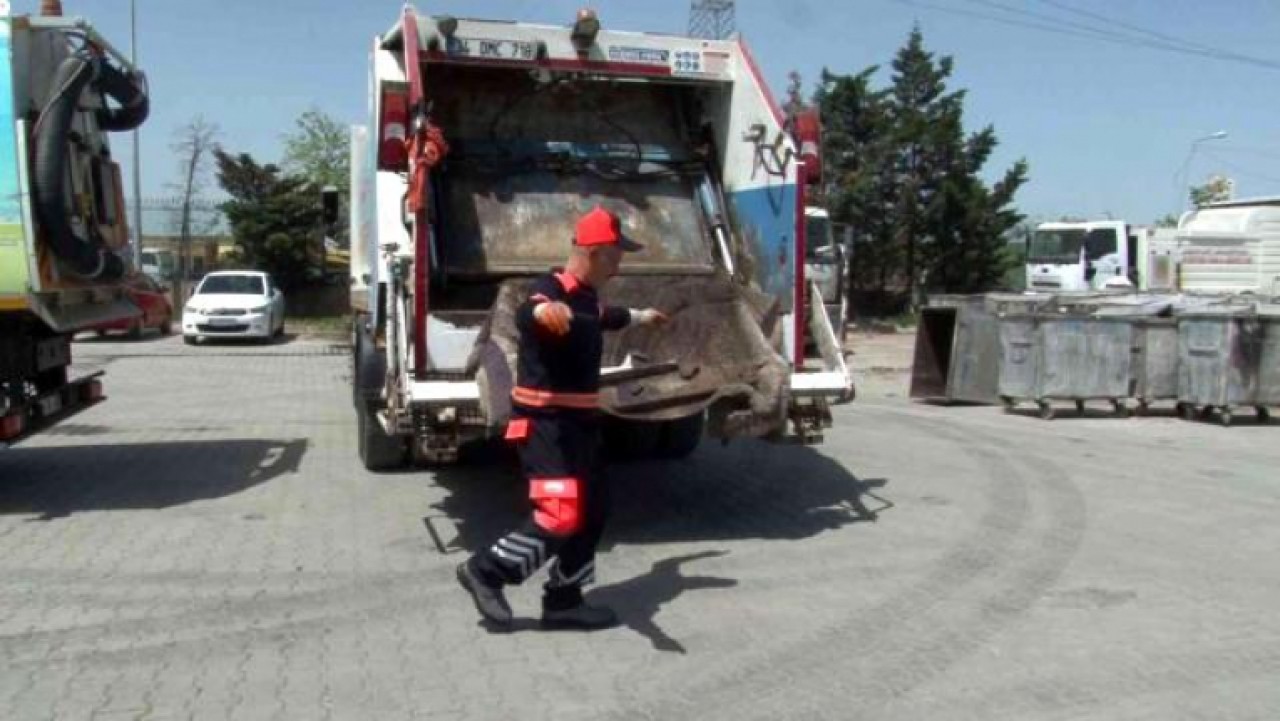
<box><xmin>352</xmin><ymin>315</ymin><xmax>385</xmax><ymax>409</ymax></box>
<box><xmin>603</xmin><ymin>418</ymin><xmax>661</xmax><ymax>461</ymax></box>
<box><xmin>656</xmin><ymin>412</ymin><xmax>705</xmax><ymax>459</ymax></box>
<box><xmin>358</xmin><ymin>402</ymin><xmax>406</xmax><ymax>471</ymax></box>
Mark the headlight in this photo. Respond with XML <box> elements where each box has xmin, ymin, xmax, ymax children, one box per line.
<box><xmin>184</xmin><ymin>305</ymin><xmax>201</xmax><ymax>314</ymax></box>
<box><xmin>248</xmin><ymin>304</ymin><xmax>269</xmax><ymax>313</ymax></box>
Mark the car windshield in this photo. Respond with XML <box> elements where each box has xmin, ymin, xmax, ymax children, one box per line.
<box><xmin>198</xmin><ymin>275</ymin><xmax>264</xmax><ymax>295</ymax></box>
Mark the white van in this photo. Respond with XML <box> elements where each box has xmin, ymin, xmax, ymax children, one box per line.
<box><xmin>1178</xmin><ymin>199</ymin><xmax>1280</xmax><ymax>295</ymax></box>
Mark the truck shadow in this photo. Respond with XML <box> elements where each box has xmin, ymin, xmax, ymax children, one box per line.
<box><xmin>0</xmin><ymin>439</ymin><xmax>307</xmax><ymax>520</ymax></box>
<box><xmin>428</xmin><ymin>439</ymin><xmax>891</xmax><ymax>552</ymax></box>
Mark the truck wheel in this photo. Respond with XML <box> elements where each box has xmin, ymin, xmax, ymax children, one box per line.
<box><xmin>603</xmin><ymin>419</ymin><xmax>661</xmax><ymax>461</ymax></box>
<box><xmin>353</xmin><ymin>315</ymin><xmax>385</xmax><ymax>409</ymax></box>
<box><xmin>656</xmin><ymin>412</ymin><xmax>705</xmax><ymax>459</ymax></box>
<box><xmin>358</xmin><ymin>403</ymin><xmax>406</xmax><ymax>471</ymax></box>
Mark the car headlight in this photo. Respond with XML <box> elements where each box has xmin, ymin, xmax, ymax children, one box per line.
<box><xmin>184</xmin><ymin>305</ymin><xmax>201</xmax><ymax>315</ymax></box>
<box><xmin>248</xmin><ymin>304</ymin><xmax>269</xmax><ymax>313</ymax></box>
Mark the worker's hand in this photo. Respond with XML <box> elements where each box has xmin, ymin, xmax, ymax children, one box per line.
<box><xmin>632</xmin><ymin>308</ymin><xmax>670</xmax><ymax>327</ymax></box>
<box><xmin>534</xmin><ymin>301</ymin><xmax>573</xmax><ymax>335</ymax></box>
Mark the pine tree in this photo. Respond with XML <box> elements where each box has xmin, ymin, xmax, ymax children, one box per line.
<box><xmin>817</xmin><ymin>27</ymin><xmax>1028</xmax><ymax>308</ymax></box>
<box><xmin>216</xmin><ymin>150</ymin><xmax>324</xmax><ymax>291</ymax></box>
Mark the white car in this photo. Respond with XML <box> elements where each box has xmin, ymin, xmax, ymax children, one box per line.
<box><xmin>182</xmin><ymin>271</ymin><xmax>285</xmax><ymax>344</ymax></box>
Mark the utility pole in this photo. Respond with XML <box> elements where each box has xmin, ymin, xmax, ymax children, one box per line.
<box><xmin>130</xmin><ymin>0</ymin><xmax>143</xmax><ymax>268</ymax></box>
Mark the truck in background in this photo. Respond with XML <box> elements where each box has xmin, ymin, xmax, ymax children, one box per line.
<box><xmin>1177</xmin><ymin>198</ymin><xmax>1280</xmax><ymax>296</ymax></box>
<box><xmin>349</xmin><ymin>7</ymin><xmax>854</xmax><ymax>468</ymax></box>
<box><xmin>1025</xmin><ymin>220</ymin><xmax>1179</xmax><ymax>292</ymax></box>
<box><xmin>0</xmin><ymin>3</ymin><xmax>149</xmax><ymax>445</ymax></box>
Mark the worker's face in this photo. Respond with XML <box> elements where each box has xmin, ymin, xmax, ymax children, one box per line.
<box><xmin>587</xmin><ymin>246</ymin><xmax>624</xmax><ymax>287</ymax></box>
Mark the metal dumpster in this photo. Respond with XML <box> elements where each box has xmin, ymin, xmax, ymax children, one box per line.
<box><xmin>1176</xmin><ymin>305</ymin><xmax>1271</xmax><ymax>426</ymax></box>
<box><xmin>1130</xmin><ymin>317</ymin><xmax>1179</xmax><ymax>414</ymax></box>
<box><xmin>998</xmin><ymin>311</ymin><xmax>1134</xmax><ymax>420</ymax></box>
<box><xmin>910</xmin><ymin>294</ymin><xmax>1050</xmax><ymax>404</ymax></box>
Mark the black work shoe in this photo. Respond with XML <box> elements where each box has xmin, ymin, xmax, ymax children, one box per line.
<box><xmin>456</xmin><ymin>562</ymin><xmax>513</xmax><ymax>627</ymax></box>
<box><xmin>541</xmin><ymin>602</ymin><xmax>620</xmax><ymax>630</ymax></box>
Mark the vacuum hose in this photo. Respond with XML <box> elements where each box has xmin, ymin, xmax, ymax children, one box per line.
<box><xmin>32</xmin><ymin>55</ymin><xmax>149</xmax><ymax>281</ymax></box>
<box><xmin>93</xmin><ymin>59</ymin><xmax>149</xmax><ymax>132</ymax></box>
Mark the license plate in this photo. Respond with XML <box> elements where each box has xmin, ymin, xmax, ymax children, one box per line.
<box><xmin>209</xmin><ymin>317</ymin><xmax>240</xmax><ymax>326</ymax></box>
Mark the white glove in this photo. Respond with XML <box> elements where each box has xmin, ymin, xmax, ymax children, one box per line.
<box><xmin>630</xmin><ymin>308</ymin><xmax>670</xmax><ymax>326</ymax></box>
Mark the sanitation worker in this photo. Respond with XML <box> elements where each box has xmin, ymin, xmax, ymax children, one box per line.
<box><xmin>457</xmin><ymin>206</ymin><xmax>668</xmax><ymax>629</ymax></box>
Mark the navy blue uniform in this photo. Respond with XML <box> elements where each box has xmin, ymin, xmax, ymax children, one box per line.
<box><xmin>472</xmin><ymin>271</ymin><xmax>631</xmax><ymax>609</ymax></box>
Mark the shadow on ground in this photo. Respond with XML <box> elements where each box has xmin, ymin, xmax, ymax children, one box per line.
<box><xmin>0</xmin><ymin>439</ymin><xmax>307</xmax><ymax>520</ymax></box>
<box><xmin>428</xmin><ymin>439</ymin><xmax>891</xmax><ymax>553</ymax></box>
<box><xmin>480</xmin><ymin>550</ymin><xmax>739</xmax><ymax>653</ymax></box>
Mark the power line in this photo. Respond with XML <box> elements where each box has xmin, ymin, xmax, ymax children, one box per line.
<box><xmin>1199</xmin><ymin>150</ymin><xmax>1280</xmax><ymax>186</ymax></box>
<box><xmin>893</xmin><ymin>0</ymin><xmax>1280</xmax><ymax>72</ymax></box>
<box><xmin>963</xmin><ymin>0</ymin><xmax>1280</xmax><ymax>71</ymax></box>
<box><xmin>1034</xmin><ymin>0</ymin><xmax>1248</xmax><ymax>59</ymax></box>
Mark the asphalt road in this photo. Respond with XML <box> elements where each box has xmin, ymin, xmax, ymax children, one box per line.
<box><xmin>0</xmin><ymin>331</ymin><xmax>1276</xmax><ymax>720</ymax></box>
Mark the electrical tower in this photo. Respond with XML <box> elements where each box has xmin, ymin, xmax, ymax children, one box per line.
<box><xmin>688</xmin><ymin>0</ymin><xmax>736</xmax><ymax>40</ymax></box>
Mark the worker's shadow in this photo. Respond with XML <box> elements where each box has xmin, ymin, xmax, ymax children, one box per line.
<box><xmin>496</xmin><ymin>550</ymin><xmax>736</xmax><ymax>653</ymax></box>
<box><xmin>592</xmin><ymin>550</ymin><xmax>737</xmax><ymax>653</ymax></box>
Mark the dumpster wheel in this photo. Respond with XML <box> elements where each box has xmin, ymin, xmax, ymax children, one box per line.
<box><xmin>1037</xmin><ymin>400</ymin><xmax>1055</xmax><ymax>421</ymax></box>
<box><xmin>1177</xmin><ymin>402</ymin><xmax>1195</xmax><ymax>421</ymax></box>
<box><xmin>1112</xmin><ymin>399</ymin><xmax>1130</xmax><ymax>419</ymax></box>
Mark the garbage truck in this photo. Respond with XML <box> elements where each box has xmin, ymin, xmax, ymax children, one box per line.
<box><xmin>0</xmin><ymin>2</ymin><xmax>149</xmax><ymax>446</ymax></box>
<box><xmin>349</xmin><ymin>7</ymin><xmax>854</xmax><ymax>468</ymax></box>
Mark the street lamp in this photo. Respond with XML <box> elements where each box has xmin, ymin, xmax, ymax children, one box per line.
<box><xmin>1173</xmin><ymin>130</ymin><xmax>1228</xmax><ymax>214</ymax></box>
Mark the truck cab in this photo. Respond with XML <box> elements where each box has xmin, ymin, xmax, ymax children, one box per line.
<box><xmin>1026</xmin><ymin>220</ymin><xmax>1136</xmax><ymax>291</ymax></box>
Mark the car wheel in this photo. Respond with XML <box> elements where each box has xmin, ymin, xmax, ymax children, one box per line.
<box><xmin>159</xmin><ymin>316</ymin><xmax>173</xmax><ymax>335</ymax></box>
<box><xmin>127</xmin><ymin>318</ymin><xmax>143</xmax><ymax>339</ymax></box>
<box><xmin>183</xmin><ymin>335</ymin><xmax>198</xmax><ymax>346</ymax></box>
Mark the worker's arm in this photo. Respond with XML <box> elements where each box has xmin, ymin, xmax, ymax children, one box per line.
<box><xmin>601</xmin><ymin>306</ymin><xmax>668</xmax><ymax>331</ymax></box>
<box><xmin>516</xmin><ymin>278</ymin><xmax>571</xmax><ymax>336</ymax></box>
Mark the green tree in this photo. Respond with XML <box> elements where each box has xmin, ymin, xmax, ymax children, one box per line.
<box><xmin>215</xmin><ymin>150</ymin><xmax>323</xmax><ymax>291</ymax></box>
<box><xmin>282</xmin><ymin>108</ymin><xmax>350</xmax><ymax>193</ymax></box>
<box><xmin>282</xmin><ymin>108</ymin><xmax>350</xmax><ymax>247</ymax></box>
<box><xmin>817</xmin><ymin>28</ymin><xmax>1028</xmax><ymax>307</ymax></box>
<box><xmin>1154</xmin><ymin>214</ymin><xmax>1179</xmax><ymax>228</ymax></box>
<box><xmin>1189</xmin><ymin>175</ymin><xmax>1232</xmax><ymax>208</ymax></box>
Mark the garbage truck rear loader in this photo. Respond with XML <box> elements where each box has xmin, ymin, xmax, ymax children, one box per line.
<box><xmin>349</xmin><ymin>8</ymin><xmax>853</xmax><ymax>468</ymax></box>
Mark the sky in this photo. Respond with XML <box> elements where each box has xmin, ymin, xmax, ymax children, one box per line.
<box><xmin>16</xmin><ymin>0</ymin><xmax>1280</xmax><ymax>226</ymax></box>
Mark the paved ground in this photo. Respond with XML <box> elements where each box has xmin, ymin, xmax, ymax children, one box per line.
<box><xmin>1</xmin><ymin>329</ymin><xmax>1278</xmax><ymax>720</ymax></box>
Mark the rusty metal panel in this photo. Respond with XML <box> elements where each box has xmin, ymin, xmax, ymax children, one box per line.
<box><xmin>1131</xmin><ymin>319</ymin><xmax>1179</xmax><ymax>403</ymax></box>
<box><xmin>1177</xmin><ymin>311</ymin><xmax>1262</xmax><ymax>407</ymax></box>
<box><xmin>441</xmin><ymin>170</ymin><xmax>714</xmax><ymax>274</ymax></box>
<box><xmin>470</xmin><ymin>274</ymin><xmax>788</xmax><ymax>427</ymax></box>
<box><xmin>997</xmin><ymin>316</ymin><xmax>1040</xmax><ymax>401</ymax></box>
<box><xmin>947</xmin><ymin>302</ymin><xmax>1002</xmax><ymax>403</ymax></box>
<box><xmin>1258</xmin><ymin>309</ymin><xmax>1280</xmax><ymax>406</ymax></box>
<box><xmin>1037</xmin><ymin>317</ymin><xmax>1132</xmax><ymax>400</ymax></box>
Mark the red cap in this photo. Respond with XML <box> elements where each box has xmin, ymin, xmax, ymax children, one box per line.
<box><xmin>574</xmin><ymin>206</ymin><xmax>643</xmax><ymax>251</ymax></box>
